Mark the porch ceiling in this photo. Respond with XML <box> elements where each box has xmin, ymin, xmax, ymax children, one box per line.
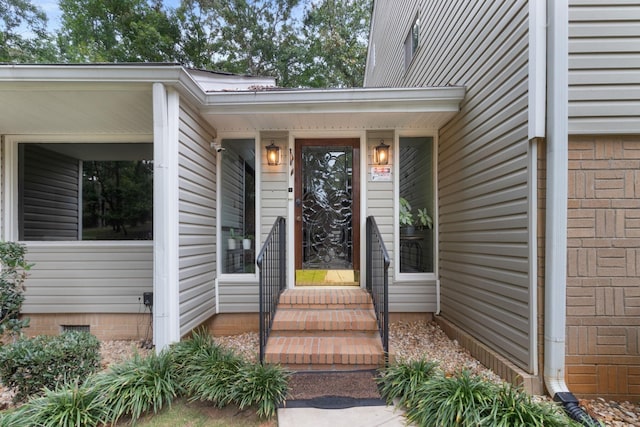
<box><xmin>199</xmin><ymin>86</ymin><xmax>466</xmax><ymax>132</ymax></box>
<box><xmin>0</xmin><ymin>82</ymin><xmax>153</xmax><ymax>136</ymax></box>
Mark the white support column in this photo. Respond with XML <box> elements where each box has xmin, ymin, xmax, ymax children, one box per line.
<box><xmin>153</xmin><ymin>83</ymin><xmax>181</xmax><ymax>351</ymax></box>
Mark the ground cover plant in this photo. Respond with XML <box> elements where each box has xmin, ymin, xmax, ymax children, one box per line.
<box><xmin>378</xmin><ymin>360</ymin><xmax>581</xmax><ymax>427</ymax></box>
<box><xmin>0</xmin><ymin>329</ymin><xmax>289</xmax><ymax>426</ymax></box>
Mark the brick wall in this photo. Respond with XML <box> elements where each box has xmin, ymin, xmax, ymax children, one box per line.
<box><xmin>25</xmin><ymin>313</ymin><xmax>153</xmax><ymax>342</ymax></box>
<box><xmin>566</xmin><ymin>135</ymin><xmax>640</xmax><ymax>400</ymax></box>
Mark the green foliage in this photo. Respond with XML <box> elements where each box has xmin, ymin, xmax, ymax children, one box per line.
<box><xmin>57</xmin><ymin>0</ymin><xmax>182</xmax><ymax>62</ymax></box>
<box><xmin>0</xmin><ymin>0</ymin><xmax>57</xmax><ymax>62</ymax></box>
<box><xmin>0</xmin><ymin>406</ymin><xmax>28</xmax><ymax>427</ymax></box>
<box><xmin>485</xmin><ymin>384</ymin><xmax>581</xmax><ymax>427</ymax></box>
<box><xmin>17</xmin><ymin>382</ymin><xmax>109</xmax><ymax>427</ymax></box>
<box><xmin>82</xmin><ymin>160</ymin><xmax>153</xmax><ymax>239</ymax></box>
<box><xmin>300</xmin><ymin>0</ymin><xmax>372</xmax><ymax>87</ymax></box>
<box><xmin>379</xmin><ymin>361</ymin><xmax>580</xmax><ymax>427</ymax></box>
<box><xmin>89</xmin><ymin>350</ymin><xmax>178</xmax><ymax>424</ymax></box>
<box><xmin>170</xmin><ymin>329</ymin><xmax>290</xmax><ymax>419</ymax></box>
<box><xmin>377</xmin><ymin>359</ymin><xmax>439</xmax><ymax>406</ymax></box>
<box><xmin>0</xmin><ymin>241</ymin><xmax>31</xmax><ymax>338</ymax></box>
<box><xmin>0</xmin><ymin>331</ymin><xmax>100</xmax><ymax>403</ymax></box>
<box><xmin>404</xmin><ymin>370</ymin><xmax>497</xmax><ymax>427</ymax></box>
<box><xmin>229</xmin><ymin>363</ymin><xmax>290</xmax><ymax>419</ymax></box>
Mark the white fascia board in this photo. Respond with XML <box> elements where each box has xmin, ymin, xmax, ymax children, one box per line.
<box><xmin>0</xmin><ymin>64</ymin><xmax>207</xmax><ymax>106</ymax></box>
<box><xmin>201</xmin><ymin>86</ymin><xmax>466</xmax><ymax>115</ymax></box>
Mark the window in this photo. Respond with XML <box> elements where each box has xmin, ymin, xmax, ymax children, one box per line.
<box><xmin>18</xmin><ymin>143</ymin><xmax>153</xmax><ymax>241</ymax></box>
<box><xmin>220</xmin><ymin>139</ymin><xmax>256</xmax><ymax>274</ymax></box>
<box><xmin>404</xmin><ymin>16</ymin><xmax>420</xmax><ymax>70</ymax></box>
<box><xmin>399</xmin><ymin>137</ymin><xmax>434</xmax><ymax>273</ymax></box>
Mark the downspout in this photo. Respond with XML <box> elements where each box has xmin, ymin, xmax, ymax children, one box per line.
<box><xmin>544</xmin><ymin>1</ymin><xmax>598</xmax><ymax>424</ymax></box>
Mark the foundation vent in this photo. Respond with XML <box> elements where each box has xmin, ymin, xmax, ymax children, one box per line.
<box><xmin>61</xmin><ymin>325</ymin><xmax>90</xmax><ymax>333</ymax></box>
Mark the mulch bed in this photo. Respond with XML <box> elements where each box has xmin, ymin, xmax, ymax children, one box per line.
<box><xmin>285</xmin><ymin>370</ymin><xmax>385</xmax><ymax>409</ymax></box>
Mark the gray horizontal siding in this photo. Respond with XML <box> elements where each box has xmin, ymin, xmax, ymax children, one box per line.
<box><xmin>178</xmin><ymin>102</ymin><xmax>217</xmax><ymax>335</ymax></box>
<box><xmin>366</xmin><ymin>1</ymin><xmax>533</xmax><ymax>371</ymax></box>
<box><xmin>569</xmin><ymin>0</ymin><xmax>640</xmax><ymax>133</ymax></box>
<box><xmin>21</xmin><ymin>243</ymin><xmax>152</xmax><ymax>313</ymax></box>
<box><xmin>20</xmin><ymin>145</ymin><xmax>79</xmax><ymax>241</ymax></box>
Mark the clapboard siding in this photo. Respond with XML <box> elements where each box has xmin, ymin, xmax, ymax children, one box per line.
<box><xmin>366</xmin><ymin>1</ymin><xmax>533</xmax><ymax>371</ymax></box>
<box><xmin>178</xmin><ymin>102</ymin><xmax>216</xmax><ymax>335</ymax></box>
<box><xmin>569</xmin><ymin>0</ymin><xmax>640</xmax><ymax>133</ymax></box>
<box><xmin>20</xmin><ymin>145</ymin><xmax>80</xmax><ymax>241</ymax></box>
<box><xmin>21</xmin><ymin>242</ymin><xmax>152</xmax><ymax>313</ymax></box>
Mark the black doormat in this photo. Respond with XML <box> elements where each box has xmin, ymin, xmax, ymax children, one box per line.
<box><xmin>284</xmin><ymin>370</ymin><xmax>386</xmax><ymax>408</ymax></box>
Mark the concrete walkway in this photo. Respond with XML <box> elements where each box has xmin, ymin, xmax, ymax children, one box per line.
<box><xmin>278</xmin><ymin>400</ymin><xmax>411</xmax><ymax>427</ymax></box>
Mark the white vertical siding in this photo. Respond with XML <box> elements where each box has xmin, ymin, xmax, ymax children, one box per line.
<box><xmin>178</xmin><ymin>102</ymin><xmax>217</xmax><ymax>335</ymax></box>
<box><xmin>366</xmin><ymin>1</ymin><xmax>533</xmax><ymax>371</ymax></box>
<box><xmin>568</xmin><ymin>0</ymin><xmax>640</xmax><ymax>133</ymax></box>
<box><xmin>21</xmin><ymin>242</ymin><xmax>152</xmax><ymax>313</ymax></box>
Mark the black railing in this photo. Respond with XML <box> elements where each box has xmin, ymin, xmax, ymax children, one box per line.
<box><xmin>366</xmin><ymin>216</ymin><xmax>390</xmax><ymax>356</ymax></box>
<box><xmin>257</xmin><ymin>216</ymin><xmax>286</xmax><ymax>363</ymax></box>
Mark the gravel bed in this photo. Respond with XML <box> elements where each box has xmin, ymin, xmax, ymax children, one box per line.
<box><xmin>1</xmin><ymin>321</ymin><xmax>638</xmax><ymax>426</ymax></box>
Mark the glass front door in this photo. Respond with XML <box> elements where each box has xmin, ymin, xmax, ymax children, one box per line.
<box><xmin>294</xmin><ymin>139</ymin><xmax>360</xmax><ymax>279</ymax></box>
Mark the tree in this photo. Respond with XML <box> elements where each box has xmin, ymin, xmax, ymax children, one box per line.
<box><xmin>300</xmin><ymin>0</ymin><xmax>371</xmax><ymax>87</ymax></box>
<box><xmin>57</xmin><ymin>0</ymin><xmax>182</xmax><ymax>62</ymax></box>
<box><xmin>0</xmin><ymin>0</ymin><xmax>57</xmax><ymax>62</ymax></box>
<box><xmin>180</xmin><ymin>0</ymin><xmax>304</xmax><ymax>86</ymax></box>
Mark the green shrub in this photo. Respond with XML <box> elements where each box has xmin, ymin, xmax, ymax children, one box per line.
<box><xmin>170</xmin><ymin>329</ymin><xmax>290</xmax><ymax>419</ymax></box>
<box><xmin>485</xmin><ymin>384</ymin><xmax>581</xmax><ymax>427</ymax></box>
<box><xmin>0</xmin><ymin>331</ymin><xmax>100</xmax><ymax>402</ymax></box>
<box><xmin>90</xmin><ymin>350</ymin><xmax>178</xmax><ymax>424</ymax></box>
<box><xmin>0</xmin><ymin>406</ymin><xmax>28</xmax><ymax>427</ymax></box>
<box><xmin>0</xmin><ymin>241</ymin><xmax>31</xmax><ymax>338</ymax></box>
<box><xmin>377</xmin><ymin>359</ymin><xmax>439</xmax><ymax>406</ymax></box>
<box><xmin>405</xmin><ymin>370</ymin><xmax>497</xmax><ymax>427</ymax></box>
<box><xmin>230</xmin><ymin>363</ymin><xmax>291</xmax><ymax>419</ymax></box>
<box><xmin>17</xmin><ymin>382</ymin><xmax>109</xmax><ymax>427</ymax></box>
<box><xmin>179</xmin><ymin>344</ymin><xmax>244</xmax><ymax>407</ymax></box>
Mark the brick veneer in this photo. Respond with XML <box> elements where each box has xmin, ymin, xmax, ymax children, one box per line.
<box><xmin>24</xmin><ymin>313</ymin><xmax>153</xmax><ymax>341</ymax></box>
<box><xmin>566</xmin><ymin>135</ymin><xmax>640</xmax><ymax>400</ymax></box>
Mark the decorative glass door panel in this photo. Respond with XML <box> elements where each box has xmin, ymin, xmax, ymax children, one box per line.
<box><xmin>295</xmin><ymin>139</ymin><xmax>360</xmax><ymax>272</ymax></box>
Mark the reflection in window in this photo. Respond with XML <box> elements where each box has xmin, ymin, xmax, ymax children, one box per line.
<box><xmin>221</xmin><ymin>139</ymin><xmax>256</xmax><ymax>274</ymax></box>
<box><xmin>399</xmin><ymin>137</ymin><xmax>434</xmax><ymax>273</ymax></box>
<box><xmin>18</xmin><ymin>143</ymin><xmax>153</xmax><ymax>241</ymax></box>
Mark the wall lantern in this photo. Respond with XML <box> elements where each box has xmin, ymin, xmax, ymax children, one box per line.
<box><xmin>266</xmin><ymin>141</ymin><xmax>280</xmax><ymax>166</ymax></box>
<box><xmin>374</xmin><ymin>140</ymin><xmax>390</xmax><ymax>165</ymax></box>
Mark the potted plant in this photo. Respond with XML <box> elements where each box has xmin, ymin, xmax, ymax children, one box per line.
<box><xmin>242</xmin><ymin>234</ymin><xmax>253</xmax><ymax>250</ymax></box>
<box><xmin>399</xmin><ymin>197</ymin><xmax>415</xmax><ymax>235</ymax></box>
<box><xmin>400</xmin><ymin>197</ymin><xmax>433</xmax><ymax>235</ymax></box>
<box><xmin>228</xmin><ymin>229</ymin><xmax>238</xmax><ymax>250</ymax></box>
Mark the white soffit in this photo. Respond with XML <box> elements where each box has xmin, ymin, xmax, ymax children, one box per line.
<box><xmin>200</xmin><ymin>86</ymin><xmax>466</xmax><ymax>131</ymax></box>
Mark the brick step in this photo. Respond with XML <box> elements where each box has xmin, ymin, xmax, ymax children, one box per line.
<box><xmin>263</xmin><ymin>335</ymin><xmax>385</xmax><ymax>371</ymax></box>
<box><xmin>278</xmin><ymin>288</ymin><xmax>373</xmax><ymax>309</ymax></box>
<box><xmin>271</xmin><ymin>308</ymin><xmax>378</xmax><ymax>332</ymax></box>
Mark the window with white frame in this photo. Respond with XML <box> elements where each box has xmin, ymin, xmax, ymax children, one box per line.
<box><xmin>17</xmin><ymin>143</ymin><xmax>153</xmax><ymax>241</ymax></box>
<box><xmin>404</xmin><ymin>16</ymin><xmax>420</xmax><ymax>71</ymax></box>
<box><xmin>220</xmin><ymin>139</ymin><xmax>256</xmax><ymax>274</ymax></box>
<box><xmin>399</xmin><ymin>137</ymin><xmax>434</xmax><ymax>273</ymax></box>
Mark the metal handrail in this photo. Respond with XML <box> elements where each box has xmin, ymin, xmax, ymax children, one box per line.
<box><xmin>256</xmin><ymin>216</ymin><xmax>286</xmax><ymax>363</ymax></box>
<box><xmin>366</xmin><ymin>216</ymin><xmax>390</xmax><ymax>356</ymax></box>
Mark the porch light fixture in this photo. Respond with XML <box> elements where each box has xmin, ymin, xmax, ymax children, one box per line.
<box><xmin>266</xmin><ymin>141</ymin><xmax>280</xmax><ymax>166</ymax></box>
<box><xmin>374</xmin><ymin>140</ymin><xmax>390</xmax><ymax>165</ymax></box>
